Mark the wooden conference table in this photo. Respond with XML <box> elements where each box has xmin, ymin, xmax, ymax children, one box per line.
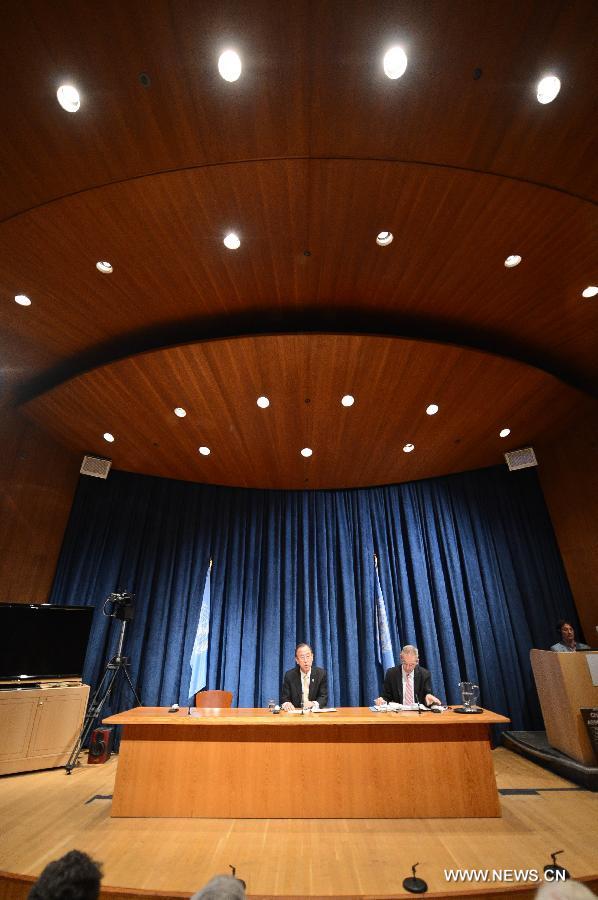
<box><xmin>103</xmin><ymin>706</ymin><xmax>509</xmax><ymax>819</ymax></box>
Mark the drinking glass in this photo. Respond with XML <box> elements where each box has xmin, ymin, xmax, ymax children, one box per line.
<box><xmin>459</xmin><ymin>681</ymin><xmax>479</xmax><ymax>711</ymax></box>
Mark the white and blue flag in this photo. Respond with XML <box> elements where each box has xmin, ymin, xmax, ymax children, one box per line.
<box><xmin>374</xmin><ymin>556</ymin><xmax>395</xmax><ymax>672</ymax></box>
<box><xmin>188</xmin><ymin>562</ymin><xmax>211</xmax><ymax>701</ymax></box>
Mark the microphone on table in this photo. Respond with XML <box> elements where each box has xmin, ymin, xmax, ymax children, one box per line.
<box><xmin>403</xmin><ymin>862</ymin><xmax>428</xmax><ymax>894</ymax></box>
<box><xmin>414</xmin><ymin>689</ymin><xmax>422</xmax><ymax>715</ymax></box>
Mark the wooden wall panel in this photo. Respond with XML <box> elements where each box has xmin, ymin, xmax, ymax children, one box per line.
<box><xmin>537</xmin><ymin>415</ymin><xmax>598</xmax><ymax>643</ymax></box>
<box><xmin>0</xmin><ymin>410</ymin><xmax>79</xmax><ymax>602</ymax></box>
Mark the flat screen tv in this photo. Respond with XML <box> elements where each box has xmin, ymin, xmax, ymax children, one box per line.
<box><xmin>0</xmin><ymin>604</ymin><xmax>94</xmax><ymax>681</ymax></box>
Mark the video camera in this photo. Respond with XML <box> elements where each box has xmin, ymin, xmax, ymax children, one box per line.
<box><xmin>103</xmin><ymin>591</ymin><xmax>135</xmax><ymax>622</ymax></box>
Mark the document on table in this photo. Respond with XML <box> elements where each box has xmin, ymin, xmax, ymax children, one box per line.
<box><xmin>369</xmin><ymin>702</ymin><xmax>429</xmax><ymax>712</ymax></box>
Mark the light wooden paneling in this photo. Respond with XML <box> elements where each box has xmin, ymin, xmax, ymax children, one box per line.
<box><xmin>0</xmin><ymin>0</ymin><xmax>596</xmax><ymax>497</ymax></box>
<box><xmin>0</xmin><ymin>410</ymin><xmax>80</xmax><ymax>602</ymax></box>
<box><xmin>1</xmin><ymin>748</ymin><xmax>597</xmax><ymax>897</ymax></box>
<box><xmin>102</xmin><ymin>706</ymin><xmax>507</xmax><ymax>819</ymax></box>
<box><xmin>1</xmin><ymin>161</ymin><xmax>596</xmax><ymax>401</ymax></box>
<box><xmin>0</xmin><ymin>0</ymin><xmax>595</xmax><ymax>221</ymax></box>
<box><xmin>537</xmin><ymin>417</ymin><xmax>598</xmax><ymax>644</ymax></box>
<box><xmin>531</xmin><ymin>650</ymin><xmax>598</xmax><ymax>765</ymax></box>
<box><xmin>22</xmin><ymin>334</ymin><xmax>597</xmax><ymax>490</ymax></box>
<box><xmin>0</xmin><ymin>684</ymin><xmax>89</xmax><ymax>776</ymax></box>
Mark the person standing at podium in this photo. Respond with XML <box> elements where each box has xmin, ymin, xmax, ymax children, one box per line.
<box><xmin>281</xmin><ymin>643</ymin><xmax>328</xmax><ymax>710</ymax></box>
<box><xmin>375</xmin><ymin>645</ymin><xmax>442</xmax><ymax>707</ymax></box>
<box><xmin>551</xmin><ymin>619</ymin><xmax>590</xmax><ymax>652</ymax></box>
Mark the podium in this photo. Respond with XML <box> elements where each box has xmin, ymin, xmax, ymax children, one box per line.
<box><xmin>531</xmin><ymin>649</ymin><xmax>598</xmax><ymax>765</ymax></box>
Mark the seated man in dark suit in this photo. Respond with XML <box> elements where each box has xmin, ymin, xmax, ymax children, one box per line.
<box><xmin>375</xmin><ymin>644</ymin><xmax>441</xmax><ymax>707</ymax></box>
<box><xmin>281</xmin><ymin>642</ymin><xmax>328</xmax><ymax>711</ymax></box>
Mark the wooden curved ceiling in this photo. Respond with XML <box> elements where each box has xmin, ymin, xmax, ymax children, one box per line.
<box><xmin>23</xmin><ymin>334</ymin><xmax>594</xmax><ymax>490</ymax></box>
<box><xmin>2</xmin><ymin>0</ymin><xmax>598</xmax><ymax>489</ymax></box>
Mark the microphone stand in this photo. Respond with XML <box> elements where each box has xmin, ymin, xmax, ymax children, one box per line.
<box><xmin>414</xmin><ymin>690</ymin><xmax>422</xmax><ymax>715</ymax></box>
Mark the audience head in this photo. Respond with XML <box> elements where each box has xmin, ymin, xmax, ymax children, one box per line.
<box><xmin>28</xmin><ymin>850</ymin><xmax>102</xmax><ymax>900</ymax></box>
<box><xmin>400</xmin><ymin>645</ymin><xmax>419</xmax><ymax>673</ymax></box>
<box><xmin>557</xmin><ymin>620</ymin><xmax>576</xmax><ymax>645</ymax></box>
<box><xmin>295</xmin><ymin>642</ymin><xmax>314</xmax><ymax>674</ymax></box>
<box><xmin>190</xmin><ymin>874</ymin><xmax>246</xmax><ymax>899</ymax></box>
<box><xmin>536</xmin><ymin>878</ymin><xmax>596</xmax><ymax>899</ymax></box>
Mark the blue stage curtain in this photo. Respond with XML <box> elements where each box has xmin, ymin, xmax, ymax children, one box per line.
<box><xmin>49</xmin><ymin>465</ymin><xmax>579</xmax><ymax>729</ymax></box>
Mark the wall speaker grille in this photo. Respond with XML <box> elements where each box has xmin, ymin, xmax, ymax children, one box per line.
<box><xmin>504</xmin><ymin>447</ymin><xmax>537</xmax><ymax>471</ymax></box>
<box><xmin>80</xmin><ymin>455</ymin><xmax>112</xmax><ymax>479</ymax></box>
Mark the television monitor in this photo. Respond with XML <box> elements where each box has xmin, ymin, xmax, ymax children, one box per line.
<box><xmin>0</xmin><ymin>604</ymin><xmax>94</xmax><ymax>681</ymax></box>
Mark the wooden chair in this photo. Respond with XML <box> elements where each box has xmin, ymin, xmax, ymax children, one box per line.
<box><xmin>194</xmin><ymin>689</ymin><xmax>233</xmax><ymax>708</ymax></box>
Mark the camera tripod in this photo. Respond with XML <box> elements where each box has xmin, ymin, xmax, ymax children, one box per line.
<box><xmin>65</xmin><ymin>618</ymin><xmax>142</xmax><ymax>774</ymax></box>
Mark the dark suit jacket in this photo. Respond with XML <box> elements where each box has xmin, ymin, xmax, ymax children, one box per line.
<box><xmin>381</xmin><ymin>664</ymin><xmax>433</xmax><ymax>705</ymax></box>
<box><xmin>281</xmin><ymin>665</ymin><xmax>328</xmax><ymax>708</ymax></box>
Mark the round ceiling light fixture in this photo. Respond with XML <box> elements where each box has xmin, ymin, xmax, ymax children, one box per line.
<box><xmin>15</xmin><ymin>294</ymin><xmax>32</xmax><ymax>306</ymax></box>
<box><xmin>499</xmin><ymin>428</ymin><xmax>511</xmax><ymax>438</ymax></box>
<box><xmin>223</xmin><ymin>232</ymin><xmax>241</xmax><ymax>250</ymax></box>
<box><xmin>56</xmin><ymin>84</ymin><xmax>80</xmax><ymax>112</ymax></box>
<box><xmin>504</xmin><ymin>255</ymin><xmax>522</xmax><ymax>268</ymax></box>
<box><xmin>96</xmin><ymin>261</ymin><xmax>113</xmax><ymax>274</ymax></box>
<box><xmin>218</xmin><ymin>50</ymin><xmax>242</xmax><ymax>82</ymax></box>
<box><xmin>536</xmin><ymin>75</ymin><xmax>561</xmax><ymax>105</ymax></box>
<box><xmin>256</xmin><ymin>396</ymin><xmax>270</xmax><ymax>408</ymax></box>
<box><xmin>103</xmin><ymin>432</ymin><xmax>115</xmax><ymax>443</ymax></box>
<box><xmin>341</xmin><ymin>395</ymin><xmax>355</xmax><ymax>407</ymax></box>
<box><xmin>376</xmin><ymin>231</ymin><xmax>394</xmax><ymax>246</ymax></box>
<box><xmin>383</xmin><ymin>46</ymin><xmax>408</xmax><ymax>80</ymax></box>
<box><xmin>426</xmin><ymin>404</ymin><xmax>439</xmax><ymax>416</ymax></box>
<box><xmin>174</xmin><ymin>407</ymin><xmax>187</xmax><ymax>418</ymax></box>
<box><xmin>581</xmin><ymin>286</ymin><xmax>598</xmax><ymax>298</ymax></box>
<box><xmin>403</xmin><ymin>443</ymin><xmax>415</xmax><ymax>453</ymax></box>
<box><xmin>301</xmin><ymin>447</ymin><xmax>313</xmax><ymax>458</ymax></box>
<box><xmin>198</xmin><ymin>446</ymin><xmax>211</xmax><ymax>456</ymax></box>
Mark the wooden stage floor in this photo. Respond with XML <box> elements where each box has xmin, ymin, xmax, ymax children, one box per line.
<box><xmin>1</xmin><ymin>748</ymin><xmax>597</xmax><ymax>899</ymax></box>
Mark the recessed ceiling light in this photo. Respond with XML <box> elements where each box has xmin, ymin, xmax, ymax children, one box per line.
<box><xmin>174</xmin><ymin>407</ymin><xmax>187</xmax><ymax>418</ymax></box>
<box><xmin>403</xmin><ymin>443</ymin><xmax>415</xmax><ymax>453</ymax></box>
<box><xmin>504</xmin><ymin>255</ymin><xmax>522</xmax><ymax>268</ymax></box>
<box><xmin>426</xmin><ymin>404</ymin><xmax>439</xmax><ymax>416</ymax></box>
<box><xmin>536</xmin><ymin>75</ymin><xmax>561</xmax><ymax>104</ymax></box>
<box><xmin>218</xmin><ymin>50</ymin><xmax>242</xmax><ymax>82</ymax></box>
<box><xmin>581</xmin><ymin>286</ymin><xmax>598</xmax><ymax>298</ymax></box>
<box><xmin>15</xmin><ymin>294</ymin><xmax>32</xmax><ymax>306</ymax></box>
<box><xmin>341</xmin><ymin>395</ymin><xmax>355</xmax><ymax>407</ymax></box>
<box><xmin>96</xmin><ymin>261</ymin><xmax>113</xmax><ymax>273</ymax></box>
<box><xmin>257</xmin><ymin>396</ymin><xmax>270</xmax><ymax>408</ymax></box>
<box><xmin>103</xmin><ymin>432</ymin><xmax>115</xmax><ymax>443</ymax></box>
<box><xmin>56</xmin><ymin>84</ymin><xmax>80</xmax><ymax>112</ymax></box>
<box><xmin>499</xmin><ymin>428</ymin><xmax>511</xmax><ymax>438</ymax></box>
<box><xmin>376</xmin><ymin>231</ymin><xmax>394</xmax><ymax>246</ymax></box>
<box><xmin>383</xmin><ymin>46</ymin><xmax>408</xmax><ymax>80</ymax></box>
<box><xmin>198</xmin><ymin>446</ymin><xmax>211</xmax><ymax>456</ymax></box>
<box><xmin>223</xmin><ymin>232</ymin><xmax>241</xmax><ymax>250</ymax></box>
<box><xmin>301</xmin><ymin>448</ymin><xmax>313</xmax><ymax>458</ymax></box>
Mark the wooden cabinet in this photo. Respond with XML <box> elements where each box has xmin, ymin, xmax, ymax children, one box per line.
<box><xmin>0</xmin><ymin>683</ymin><xmax>89</xmax><ymax>775</ymax></box>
